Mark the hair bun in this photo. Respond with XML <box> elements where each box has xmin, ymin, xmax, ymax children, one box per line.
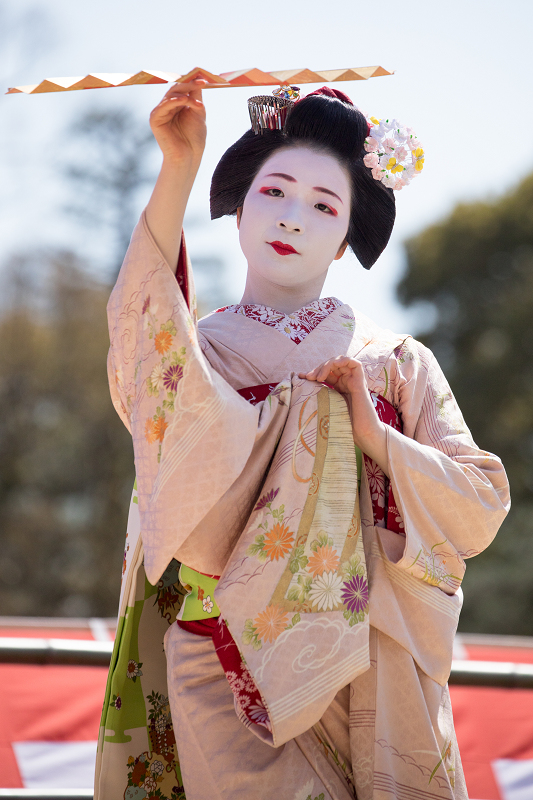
<box><xmin>285</xmin><ymin>90</ymin><xmax>368</xmax><ymax>162</ymax></box>
<box><xmin>303</xmin><ymin>86</ymin><xmax>354</xmax><ymax>105</ymax></box>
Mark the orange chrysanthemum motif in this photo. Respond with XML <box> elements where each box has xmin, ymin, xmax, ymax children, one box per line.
<box><xmin>154</xmin><ymin>416</ymin><xmax>168</xmax><ymax>442</ymax></box>
<box><xmin>263</xmin><ymin>522</ymin><xmax>294</xmax><ymax>561</ymax></box>
<box><xmin>307</xmin><ymin>544</ymin><xmax>340</xmax><ymax>578</ymax></box>
<box><xmin>254</xmin><ymin>604</ymin><xmax>289</xmax><ymax>644</ymax></box>
<box><xmin>144</xmin><ymin>417</ymin><xmax>157</xmax><ymax>444</ymax></box>
<box><xmin>154</xmin><ymin>330</ymin><xmax>173</xmax><ymax>354</ymax></box>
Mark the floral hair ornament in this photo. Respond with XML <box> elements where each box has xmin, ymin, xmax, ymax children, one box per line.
<box><xmin>306</xmin><ymin>88</ymin><xmax>424</xmax><ymax>191</ymax></box>
<box><xmin>361</xmin><ymin>113</ymin><xmax>425</xmax><ymax>191</ymax></box>
<box><xmin>248</xmin><ymin>86</ymin><xmax>301</xmax><ymax>134</ymax></box>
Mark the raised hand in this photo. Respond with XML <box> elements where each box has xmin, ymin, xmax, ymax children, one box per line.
<box><xmin>299</xmin><ymin>356</ymin><xmax>389</xmax><ymax>476</ymax></box>
<box><xmin>149</xmin><ymin>79</ymin><xmax>207</xmax><ymax>169</ymax></box>
<box><xmin>145</xmin><ymin>80</ymin><xmax>207</xmax><ymax>268</ymax></box>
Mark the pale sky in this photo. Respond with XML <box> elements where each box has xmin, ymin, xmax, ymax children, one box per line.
<box><xmin>1</xmin><ymin>0</ymin><xmax>532</xmax><ymax>332</ymax></box>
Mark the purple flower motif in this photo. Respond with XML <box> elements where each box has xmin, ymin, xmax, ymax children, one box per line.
<box><xmin>142</xmin><ymin>295</ymin><xmax>151</xmax><ymax>315</ymax></box>
<box><xmin>163</xmin><ymin>364</ymin><xmax>183</xmax><ymax>392</ymax></box>
<box><xmin>341</xmin><ymin>574</ymin><xmax>369</xmax><ymax>615</ymax></box>
<box><xmin>254</xmin><ymin>487</ymin><xmax>280</xmax><ymax>512</ymax></box>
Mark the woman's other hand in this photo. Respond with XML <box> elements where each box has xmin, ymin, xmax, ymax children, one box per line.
<box><xmin>299</xmin><ymin>357</ymin><xmax>390</xmax><ymax>477</ymax></box>
<box><xmin>149</xmin><ymin>79</ymin><xmax>207</xmax><ymax>169</ymax></box>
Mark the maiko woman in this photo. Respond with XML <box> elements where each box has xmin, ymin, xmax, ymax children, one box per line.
<box><xmin>95</xmin><ymin>80</ymin><xmax>509</xmax><ymax>800</ymax></box>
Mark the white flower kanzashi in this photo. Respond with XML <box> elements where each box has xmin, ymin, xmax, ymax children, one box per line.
<box><xmin>202</xmin><ymin>595</ymin><xmax>214</xmax><ymax>614</ymax></box>
<box><xmin>358</xmin><ymin>108</ymin><xmax>424</xmax><ymax>191</ymax></box>
<box><xmin>308</xmin><ymin>571</ymin><xmax>344</xmax><ymax>611</ymax></box>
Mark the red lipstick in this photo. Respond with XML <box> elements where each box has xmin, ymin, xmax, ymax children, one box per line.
<box><xmin>268</xmin><ymin>241</ymin><xmax>300</xmax><ymax>256</ymax></box>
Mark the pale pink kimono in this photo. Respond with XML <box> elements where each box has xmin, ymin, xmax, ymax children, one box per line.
<box><xmin>104</xmin><ymin>212</ymin><xmax>510</xmax><ymax>800</ymax></box>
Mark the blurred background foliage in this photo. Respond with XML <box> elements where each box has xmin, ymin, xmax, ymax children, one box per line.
<box><xmin>0</xmin><ymin>105</ymin><xmax>532</xmax><ymax>630</ymax></box>
<box><xmin>399</xmin><ymin>174</ymin><xmax>533</xmax><ymax>634</ymax></box>
<box><xmin>0</xmin><ymin>249</ymin><xmax>133</xmax><ymax>616</ymax></box>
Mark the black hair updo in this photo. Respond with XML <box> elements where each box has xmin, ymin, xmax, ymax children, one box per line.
<box><xmin>210</xmin><ymin>88</ymin><xmax>396</xmax><ymax>270</ymax></box>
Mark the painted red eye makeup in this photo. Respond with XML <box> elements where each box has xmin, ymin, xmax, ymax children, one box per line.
<box><xmin>259</xmin><ymin>186</ymin><xmax>284</xmax><ymax>196</ymax></box>
<box><xmin>316</xmin><ymin>202</ymin><xmax>338</xmax><ymax>217</ymax></box>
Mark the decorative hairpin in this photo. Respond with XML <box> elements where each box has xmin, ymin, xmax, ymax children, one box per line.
<box><xmin>361</xmin><ymin>113</ymin><xmax>424</xmax><ymax>190</ymax></box>
<box><xmin>273</xmin><ymin>85</ymin><xmax>300</xmax><ymax>101</ymax></box>
<box><xmin>248</xmin><ymin>86</ymin><xmax>300</xmax><ymax>134</ymax></box>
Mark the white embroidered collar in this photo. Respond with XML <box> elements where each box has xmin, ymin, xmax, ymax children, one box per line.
<box><xmin>215</xmin><ymin>297</ymin><xmax>342</xmax><ymax>345</ymax></box>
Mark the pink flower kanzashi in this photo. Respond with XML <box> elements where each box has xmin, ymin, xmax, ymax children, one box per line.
<box><xmin>405</xmin><ymin>129</ymin><xmax>422</xmax><ymax>149</ymax></box>
<box><xmin>363</xmin><ymin>152</ymin><xmax>379</xmax><ymax>169</ymax></box>
<box><xmin>381</xmin><ymin>173</ymin><xmax>397</xmax><ymax>189</ymax></box>
<box><xmin>364</xmin><ymin>136</ymin><xmax>379</xmax><ymax>152</ymax></box>
<box><xmin>382</xmin><ymin>136</ymin><xmax>397</xmax><ymax>154</ymax></box>
<box><xmin>395</xmin><ymin>145</ymin><xmax>408</xmax><ymax>162</ymax></box>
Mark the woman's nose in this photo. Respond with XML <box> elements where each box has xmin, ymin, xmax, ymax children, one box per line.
<box><xmin>276</xmin><ymin>214</ymin><xmax>304</xmax><ymax>234</ymax></box>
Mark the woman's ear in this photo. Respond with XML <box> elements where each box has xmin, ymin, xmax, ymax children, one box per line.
<box><xmin>236</xmin><ymin>207</ymin><xmax>242</xmax><ymax>229</ymax></box>
<box><xmin>334</xmin><ymin>240</ymin><xmax>348</xmax><ymax>261</ymax></box>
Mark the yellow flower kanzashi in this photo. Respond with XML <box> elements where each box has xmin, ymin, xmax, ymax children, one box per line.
<box><xmin>370</xmin><ymin>116</ymin><xmax>381</xmax><ymax>126</ymax></box>
<box><xmin>386</xmin><ymin>157</ymin><xmax>405</xmax><ymax>174</ymax></box>
<box><xmin>414</xmin><ymin>147</ymin><xmax>425</xmax><ymax>172</ymax></box>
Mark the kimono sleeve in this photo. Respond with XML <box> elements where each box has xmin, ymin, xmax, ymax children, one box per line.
<box><xmin>106</xmin><ymin>212</ymin><xmax>195</xmax><ymax>434</ymax></box>
<box><xmin>106</xmin><ymin>212</ymin><xmax>259</xmax><ymax>585</ymax></box>
<box><xmin>384</xmin><ymin>339</ymin><xmax>510</xmax><ymax>595</ymax></box>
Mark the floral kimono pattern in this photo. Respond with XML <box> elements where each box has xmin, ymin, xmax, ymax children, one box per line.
<box><xmin>95</xmin><ymin>212</ymin><xmax>510</xmax><ymax>800</ymax></box>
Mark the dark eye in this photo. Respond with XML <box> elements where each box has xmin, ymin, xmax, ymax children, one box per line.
<box><xmin>260</xmin><ymin>187</ymin><xmax>284</xmax><ymax>197</ymax></box>
<box><xmin>315</xmin><ymin>202</ymin><xmax>335</xmax><ymax>215</ymax></box>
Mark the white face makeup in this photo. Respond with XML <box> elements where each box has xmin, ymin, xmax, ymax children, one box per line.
<box><xmin>238</xmin><ymin>146</ymin><xmax>351</xmax><ymax>292</ymax></box>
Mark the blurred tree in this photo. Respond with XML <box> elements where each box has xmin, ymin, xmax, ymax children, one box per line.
<box><xmin>0</xmin><ymin>251</ymin><xmax>133</xmax><ymax>616</ymax></box>
<box><xmin>61</xmin><ymin>108</ymin><xmax>157</xmax><ymax>276</ymax></box>
<box><xmin>398</xmin><ymin>173</ymin><xmax>533</xmax><ymax>634</ymax></box>
<box><xmin>60</xmin><ymin>108</ymin><xmax>231</xmax><ymax>304</ymax></box>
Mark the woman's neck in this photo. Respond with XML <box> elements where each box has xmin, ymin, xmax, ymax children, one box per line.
<box><xmin>239</xmin><ymin>269</ymin><xmax>328</xmax><ymax>316</ymax></box>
